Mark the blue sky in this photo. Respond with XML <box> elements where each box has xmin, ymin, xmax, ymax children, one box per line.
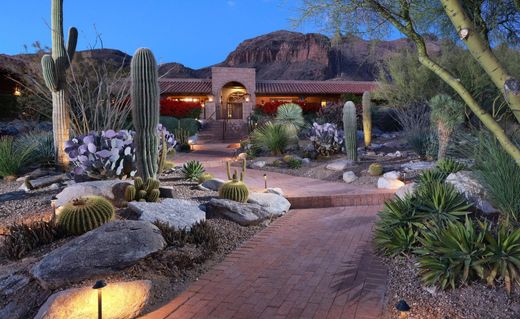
<box><xmin>1</xmin><ymin>0</ymin><xmax>322</xmax><ymax>68</ymax></box>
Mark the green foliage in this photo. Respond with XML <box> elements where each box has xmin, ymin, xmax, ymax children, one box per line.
<box><xmin>416</xmin><ymin>219</ymin><xmax>487</xmax><ymax>290</ymax></box>
<box><xmin>374</xmin><ymin>225</ymin><xmax>418</xmax><ymax>257</ymax></box>
<box><xmin>181</xmin><ymin>160</ymin><xmax>205</xmax><ymax>181</ymax></box>
<box><xmin>472</xmin><ymin>134</ymin><xmax>520</xmax><ymax>222</ymax></box>
<box><xmin>1</xmin><ymin>221</ymin><xmax>63</xmax><ymax>260</ymax></box>
<box><xmin>153</xmin><ymin>220</ymin><xmax>218</xmax><ymax>253</ymax></box>
<box><xmin>125</xmin><ymin>177</ymin><xmax>161</xmax><ymax>202</ymax></box>
<box><xmin>436</xmin><ymin>158</ymin><xmax>466</xmax><ymax>175</ymax></box>
<box><xmin>482</xmin><ymin>225</ymin><xmax>520</xmax><ymax>294</ymax></box>
<box><xmin>362</xmin><ymin>91</ymin><xmax>372</xmax><ymax>147</ymax></box>
<box><xmin>417</xmin><ymin>169</ymin><xmax>449</xmax><ymax>186</ymax></box>
<box><xmin>219</xmin><ymin>171</ymin><xmax>249</xmax><ymax>203</ymax></box>
<box><xmin>342</xmin><ymin>101</ymin><xmax>358</xmax><ymax>161</ymax></box>
<box><xmin>0</xmin><ymin>136</ymin><xmax>35</xmax><ymax>177</ymax></box>
<box><xmin>174</xmin><ymin>127</ymin><xmax>190</xmax><ymax>151</ymax></box>
<box><xmin>368</xmin><ymin>163</ymin><xmax>383</xmax><ymax>176</ymax></box>
<box><xmin>197</xmin><ymin>172</ymin><xmax>214</xmax><ymax>184</ymax></box>
<box><xmin>57</xmin><ymin>196</ymin><xmax>115</xmax><ymax>235</ymax></box>
<box><xmin>160</xmin><ymin>117</ymin><xmax>199</xmax><ymax>136</ymax></box>
<box><xmin>287</xmin><ymin>158</ymin><xmax>303</xmax><ymax>169</ymax></box>
<box><xmin>251</xmin><ymin>122</ymin><xmax>291</xmax><ymax>156</ymax></box>
<box><xmin>415</xmin><ymin>182</ymin><xmax>472</xmax><ymax>224</ymax></box>
<box><xmin>429</xmin><ymin>94</ymin><xmax>466</xmax><ymax>131</ymax></box>
<box><xmin>18</xmin><ymin>131</ymin><xmax>55</xmax><ymax>166</ymax></box>
<box><xmin>275</xmin><ymin>103</ymin><xmax>305</xmax><ymax>137</ymax></box>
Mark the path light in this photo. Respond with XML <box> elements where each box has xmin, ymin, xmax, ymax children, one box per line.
<box><xmin>92</xmin><ymin>280</ymin><xmax>107</xmax><ymax>319</ymax></box>
<box><xmin>264</xmin><ymin>174</ymin><xmax>267</xmax><ymax>189</ymax></box>
<box><xmin>395</xmin><ymin>300</ymin><xmax>410</xmax><ymax>318</ymax></box>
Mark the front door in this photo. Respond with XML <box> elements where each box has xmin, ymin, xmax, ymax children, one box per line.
<box><xmin>225</xmin><ymin>102</ymin><xmax>243</xmax><ymax>119</ymax></box>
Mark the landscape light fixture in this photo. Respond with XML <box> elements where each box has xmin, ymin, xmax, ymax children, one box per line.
<box><xmin>207</xmin><ymin>95</ymin><xmax>214</xmax><ymax>102</ymax></box>
<box><xmin>395</xmin><ymin>299</ymin><xmax>410</xmax><ymax>318</ymax></box>
<box><xmin>244</xmin><ymin>93</ymin><xmax>251</xmax><ymax>102</ymax></box>
<box><xmin>264</xmin><ymin>174</ymin><xmax>267</xmax><ymax>189</ymax></box>
<box><xmin>92</xmin><ymin>280</ymin><xmax>107</xmax><ymax>319</ymax></box>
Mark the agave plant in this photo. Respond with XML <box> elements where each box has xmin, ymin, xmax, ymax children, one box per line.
<box><xmin>436</xmin><ymin>158</ymin><xmax>466</xmax><ymax>175</ymax></box>
<box><xmin>482</xmin><ymin>225</ymin><xmax>520</xmax><ymax>294</ymax></box>
<box><xmin>181</xmin><ymin>160</ymin><xmax>205</xmax><ymax>181</ymax></box>
<box><xmin>0</xmin><ymin>136</ymin><xmax>35</xmax><ymax>177</ymax></box>
<box><xmin>374</xmin><ymin>225</ymin><xmax>418</xmax><ymax>257</ymax></box>
<box><xmin>415</xmin><ymin>182</ymin><xmax>472</xmax><ymax>223</ymax></box>
<box><xmin>416</xmin><ymin>218</ymin><xmax>487</xmax><ymax>290</ymax></box>
<box><xmin>417</xmin><ymin>169</ymin><xmax>449</xmax><ymax>186</ymax></box>
<box><xmin>251</xmin><ymin>122</ymin><xmax>291</xmax><ymax>156</ymax></box>
<box><xmin>376</xmin><ymin>195</ymin><xmax>422</xmax><ymax>229</ymax></box>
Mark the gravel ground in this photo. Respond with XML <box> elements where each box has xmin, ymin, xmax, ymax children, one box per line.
<box><xmin>382</xmin><ymin>257</ymin><xmax>520</xmax><ymax>319</ymax></box>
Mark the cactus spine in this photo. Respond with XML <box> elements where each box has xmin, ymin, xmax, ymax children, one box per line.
<box><xmin>131</xmin><ymin>48</ymin><xmax>160</xmax><ymax>180</ymax></box>
<box><xmin>342</xmin><ymin>101</ymin><xmax>358</xmax><ymax>161</ymax></box>
<box><xmin>57</xmin><ymin>196</ymin><xmax>114</xmax><ymax>235</ymax></box>
<box><xmin>219</xmin><ymin>172</ymin><xmax>249</xmax><ymax>203</ymax></box>
<box><xmin>41</xmin><ymin>0</ymin><xmax>78</xmax><ymax>168</ymax></box>
<box><xmin>362</xmin><ymin>91</ymin><xmax>372</xmax><ymax>147</ymax></box>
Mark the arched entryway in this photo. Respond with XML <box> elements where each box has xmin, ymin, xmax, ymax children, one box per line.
<box><xmin>218</xmin><ymin>81</ymin><xmax>249</xmax><ymax>120</ymax></box>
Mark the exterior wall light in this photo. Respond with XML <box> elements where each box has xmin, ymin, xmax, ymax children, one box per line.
<box><xmin>92</xmin><ymin>280</ymin><xmax>107</xmax><ymax>319</ymax></box>
<box><xmin>395</xmin><ymin>299</ymin><xmax>410</xmax><ymax>318</ymax></box>
<box><xmin>244</xmin><ymin>93</ymin><xmax>251</xmax><ymax>102</ymax></box>
<box><xmin>207</xmin><ymin>95</ymin><xmax>214</xmax><ymax>102</ymax></box>
<box><xmin>321</xmin><ymin>100</ymin><xmax>327</xmax><ymax>107</ymax></box>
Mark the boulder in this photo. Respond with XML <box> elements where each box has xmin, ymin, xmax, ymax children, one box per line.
<box><xmin>377</xmin><ymin>177</ymin><xmax>405</xmax><ymax>190</ymax></box>
<box><xmin>446</xmin><ymin>171</ymin><xmax>498</xmax><ymax>214</ymax></box>
<box><xmin>201</xmin><ymin>178</ymin><xmax>226</xmax><ymax>191</ymax></box>
<box><xmin>128</xmin><ymin>199</ymin><xmax>206</xmax><ymax>230</ymax></box>
<box><xmin>35</xmin><ymin>280</ymin><xmax>152</xmax><ymax>319</ymax></box>
<box><xmin>251</xmin><ymin>160</ymin><xmax>266</xmax><ymax>169</ymax></box>
<box><xmin>395</xmin><ymin>182</ymin><xmax>417</xmax><ymax>199</ymax></box>
<box><xmin>401</xmin><ymin>161</ymin><xmax>435</xmax><ymax>172</ymax></box>
<box><xmin>55</xmin><ymin>179</ymin><xmax>132</xmax><ymax>207</ymax></box>
<box><xmin>206</xmin><ymin>198</ymin><xmax>273</xmax><ymax>226</ymax></box>
<box><xmin>326</xmin><ymin>160</ymin><xmax>354</xmax><ymax>171</ymax></box>
<box><xmin>31</xmin><ymin>221</ymin><xmax>165</xmax><ymax>288</ymax></box>
<box><xmin>237</xmin><ymin>152</ymin><xmax>248</xmax><ymax>160</ymax></box>
<box><xmin>342</xmin><ymin>171</ymin><xmax>358</xmax><ymax>183</ymax></box>
<box><xmin>264</xmin><ymin>187</ymin><xmax>284</xmax><ymax>196</ymax></box>
<box><xmin>159</xmin><ymin>185</ymin><xmax>175</xmax><ymax>198</ymax></box>
<box><xmin>247</xmin><ymin>192</ymin><xmax>291</xmax><ymax>216</ymax></box>
<box><xmin>383</xmin><ymin>171</ymin><xmax>401</xmax><ymax>180</ymax></box>
<box><xmin>302</xmin><ymin>158</ymin><xmax>311</xmax><ymax>165</ymax></box>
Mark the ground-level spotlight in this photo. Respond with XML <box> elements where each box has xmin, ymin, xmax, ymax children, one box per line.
<box><xmin>395</xmin><ymin>299</ymin><xmax>410</xmax><ymax>318</ymax></box>
<box><xmin>92</xmin><ymin>280</ymin><xmax>107</xmax><ymax>319</ymax></box>
<box><xmin>263</xmin><ymin>173</ymin><xmax>267</xmax><ymax>189</ymax></box>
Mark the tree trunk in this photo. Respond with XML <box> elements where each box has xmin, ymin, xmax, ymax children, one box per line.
<box><xmin>441</xmin><ymin>0</ymin><xmax>520</xmax><ymax>123</ymax></box>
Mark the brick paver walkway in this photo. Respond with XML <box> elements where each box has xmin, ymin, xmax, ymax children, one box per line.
<box><xmin>142</xmin><ymin>205</ymin><xmax>387</xmax><ymax>319</ymax></box>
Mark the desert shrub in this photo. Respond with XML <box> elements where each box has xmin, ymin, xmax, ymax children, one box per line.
<box><xmin>372</xmin><ymin>105</ymin><xmax>400</xmax><ymax>132</ymax></box>
<box><xmin>287</xmin><ymin>158</ymin><xmax>303</xmax><ymax>169</ymax></box>
<box><xmin>1</xmin><ymin>221</ymin><xmax>63</xmax><ymax>260</ymax></box>
<box><xmin>429</xmin><ymin>94</ymin><xmax>465</xmax><ymax>160</ymax></box>
<box><xmin>415</xmin><ymin>182</ymin><xmax>472</xmax><ymax>224</ymax></box>
<box><xmin>308</xmin><ymin>122</ymin><xmax>344</xmax><ymax>156</ymax></box>
<box><xmin>416</xmin><ymin>218</ymin><xmax>487</xmax><ymax>290</ymax></box>
<box><xmin>18</xmin><ymin>131</ymin><xmax>55</xmax><ymax>166</ymax></box>
<box><xmin>161</xmin><ymin>116</ymin><xmax>200</xmax><ymax>136</ymax></box>
<box><xmin>251</xmin><ymin>122</ymin><xmax>291</xmax><ymax>155</ymax></box>
<box><xmin>472</xmin><ymin>134</ymin><xmax>520</xmax><ymax>222</ymax></box>
<box><xmin>153</xmin><ymin>220</ymin><xmax>191</xmax><ymax>247</ymax></box>
<box><xmin>435</xmin><ymin>158</ymin><xmax>466</xmax><ymax>175</ymax></box>
<box><xmin>153</xmin><ymin>220</ymin><xmax>219</xmax><ymax>253</ymax></box>
<box><xmin>393</xmin><ymin>104</ymin><xmax>437</xmax><ymax>158</ymax></box>
<box><xmin>65</xmin><ymin>126</ymin><xmax>175</xmax><ymax>179</ymax></box>
<box><xmin>0</xmin><ymin>136</ymin><xmax>35</xmax><ymax>177</ymax></box>
<box><xmin>181</xmin><ymin>160</ymin><xmax>205</xmax><ymax>181</ymax></box>
<box><xmin>375</xmin><ymin>225</ymin><xmax>418</xmax><ymax>257</ymax></box>
<box><xmin>275</xmin><ymin>103</ymin><xmax>305</xmax><ymax>135</ymax></box>
<box><xmin>160</xmin><ymin>99</ymin><xmax>202</xmax><ymax>118</ymax></box>
<box><xmin>315</xmin><ymin>103</ymin><xmax>343</xmax><ymax>127</ymax></box>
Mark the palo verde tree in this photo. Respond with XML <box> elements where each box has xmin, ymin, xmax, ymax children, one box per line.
<box><xmin>295</xmin><ymin>0</ymin><xmax>520</xmax><ymax>164</ymax></box>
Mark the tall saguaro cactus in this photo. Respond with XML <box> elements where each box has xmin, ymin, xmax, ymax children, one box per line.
<box><xmin>362</xmin><ymin>91</ymin><xmax>372</xmax><ymax>147</ymax></box>
<box><xmin>343</xmin><ymin>101</ymin><xmax>358</xmax><ymax>161</ymax></box>
<box><xmin>131</xmin><ymin>48</ymin><xmax>160</xmax><ymax>180</ymax></box>
<box><xmin>41</xmin><ymin>0</ymin><xmax>77</xmax><ymax>168</ymax></box>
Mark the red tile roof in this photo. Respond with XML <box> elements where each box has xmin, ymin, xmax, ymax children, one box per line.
<box><xmin>159</xmin><ymin>78</ymin><xmax>378</xmax><ymax>95</ymax></box>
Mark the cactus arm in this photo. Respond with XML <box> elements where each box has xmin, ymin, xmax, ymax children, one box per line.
<box><xmin>67</xmin><ymin>27</ymin><xmax>78</xmax><ymax>62</ymax></box>
<box><xmin>226</xmin><ymin>161</ymin><xmax>232</xmax><ymax>180</ymax></box>
<box><xmin>362</xmin><ymin>91</ymin><xmax>372</xmax><ymax>147</ymax></box>
<box><xmin>242</xmin><ymin>158</ymin><xmax>247</xmax><ymax>175</ymax></box>
<box><xmin>41</xmin><ymin>55</ymin><xmax>59</xmax><ymax>91</ymax></box>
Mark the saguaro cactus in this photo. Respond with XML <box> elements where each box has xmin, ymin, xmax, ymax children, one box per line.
<box><xmin>343</xmin><ymin>101</ymin><xmax>358</xmax><ymax>161</ymax></box>
<box><xmin>131</xmin><ymin>48</ymin><xmax>160</xmax><ymax>180</ymax></box>
<box><xmin>362</xmin><ymin>91</ymin><xmax>372</xmax><ymax>147</ymax></box>
<box><xmin>41</xmin><ymin>0</ymin><xmax>77</xmax><ymax>168</ymax></box>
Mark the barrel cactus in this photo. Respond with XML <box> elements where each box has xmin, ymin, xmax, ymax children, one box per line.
<box><xmin>57</xmin><ymin>196</ymin><xmax>114</xmax><ymax>235</ymax></box>
<box><xmin>41</xmin><ymin>0</ymin><xmax>78</xmax><ymax>168</ymax></box>
<box><xmin>198</xmin><ymin>172</ymin><xmax>214</xmax><ymax>184</ymax></box>
<box><xmin>342</xmin><ymin>101</ymin><xmax>358</xmax><ymax>161</ymax></box>
<box><xmin>362</xmin><ymin>91</ymin><xmax>372</xmax><ymax>147</ymax></box>
<box><xmin>368</xmin><ymin>163</ymin><xmax>383</xmax><ymax>176</ymax></box>
<box><xmin>124</xmin><ymin>177</ymin><xmax>160</xmax><ymax>202</ymax></box>
<box><xmin>219</xmin><ymin>172</ymin><xmax>249</xmax><ymax>203</ymax></box>
<box><xmin>131</xmin><ymin>48</ymin><xmax>160</xmax><ymax>180</ymax></box>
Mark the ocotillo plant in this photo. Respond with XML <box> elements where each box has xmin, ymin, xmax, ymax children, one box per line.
<box><xmin>131</xmin><ymin>48</ymin><xmax>160</xmax><ymax>180</ymax></box>
<box><xmin>41</xmin><ymin>0</ymin><xmax>78</xmax><ymax>168</ymax></box>
<box><xmin>343</xmin><ymin>101</ymin><xmax>358</xmax><ymax>161</ymax></box>
<box><xmin>362</xmin><ymin>91</ymin><xmax>372</xmax><ymax>147</ymax></box>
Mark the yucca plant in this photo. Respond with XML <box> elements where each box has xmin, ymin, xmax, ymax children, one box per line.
<box><xmin>482</xmin><ymin>225</ymin><xmax>520</xmax><ymax>294</ymax></box>
<box><xmin>181</xmin><ymin>160</ymin><xmax>205</xmax><ymax>181</ymax></box>
<box><xmin>251</xmin><ymin>122</ymin><xmax>291</xmax><ymax>156</ymax></box>
<box><xmin>417</xmin><ymin>169</ymin><xmax>449</xmax><ymax>186</ymax></box>
<box><xmin>0</xmin><ymin>136</ymin><xmax>35</xmax><ymax>177</ymax></box>
<box><xmin>374</xmin><ymin>225</ymin><xmax>418</xmax><ymax>257</ymax></box>
<box><xmin>416</xmin><ymin>218</ymin><xmax>487</xmax><ymax>290</ymax></box>
<box><xmin>376</xmin><ymin>195</ymin><xmax>422</xmax><ymax>229</ymax></box>
<box><xmin>275</xmin><ymin>103</ymin><xmax>305</xmax><ymax>136</ymax></box>
<box><xmin>18</xmin><ymin>131</ymin><xmax>55</xmax><ymax>166</ymax></box>
<box><xmin>436</xmin><ymin>158</ymin><xmax>466</xmax><ymax>175</ymax></box>
<box><xmin>415</xmin><ymin>182</ymin><xmax>472</xmax><ymax>224</ymax></box>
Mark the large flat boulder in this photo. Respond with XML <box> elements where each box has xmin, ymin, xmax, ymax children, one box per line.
<box><xmin>206</xmin><ymin>198</ymin><xmax>273</xmax><ymax>226</ymax></box>
<box><xmin>31</xmin><ymin>221</ymin><xmax>165</xmax><ymax>288</ymax></box>
<box><xmin>446</xmin><ymin>171</ymin><xmax>498</xmax><ymax>214</ymax></box>
<box><xmin>326</xmin><ymin>160</ymin><xmax>354</xmax><ymax>171</ymax></box>
<box><xmin>55</xmin><ymin>179</ymin><xmax>132</xmax><ymax>207</ymax></box>
<box><xmin>128</xmin><ymin>199</ymin><xmax>206</xmax><ymax>230</ymax></box>
<box><xmin>247</xmin><ymin>192</ymin><xmax>290</xmax><ymax>216</ymax></box>
<box><xmin>201</xmin><ymin>178</ymin><xmax>226</xmax><ymax>191</ymax></box>
<box><xmin>35</xmin><ymin>280</ymin><xmax>152</xmax><ymax>319</ymax></box>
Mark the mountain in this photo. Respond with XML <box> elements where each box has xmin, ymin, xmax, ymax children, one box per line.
<box><xmin>0</xmin><ymin>30</ymin><xmax>441</xmax><ymax>82</ymax></box>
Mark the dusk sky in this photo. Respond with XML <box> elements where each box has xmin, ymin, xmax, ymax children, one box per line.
<box><xmin>1</xmin><ymin>0</ymin><xmax>322</xmax><ymax>69</ymax></box>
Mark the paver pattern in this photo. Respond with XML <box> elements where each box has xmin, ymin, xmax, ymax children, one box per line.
<box><xmin>143</xmin><ymin>205</ymin><xmax>387</xmax><ymax>319</ymax></box>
